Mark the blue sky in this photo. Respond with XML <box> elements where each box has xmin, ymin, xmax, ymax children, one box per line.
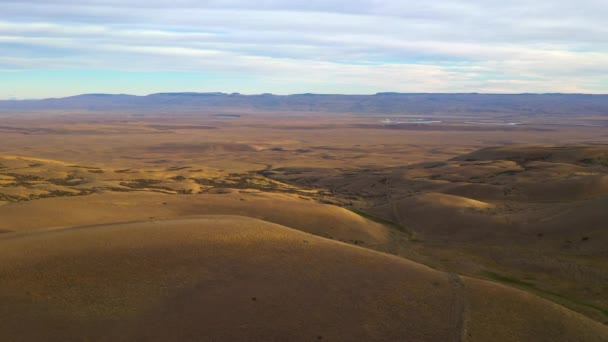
<box><xmin>1</xmin><ymin>0</ymin><xmax>607</xmax><ymax>98</ymax></box>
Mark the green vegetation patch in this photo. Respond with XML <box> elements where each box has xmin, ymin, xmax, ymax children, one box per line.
<box><xmin>119</xmin><ymin>179</ymin><xmax>171</xmax><ymax>191</ymax></box>
<box><xmin>68</xmin><ymin>165</ymin><xmax>102</xmax><ymax>170</ymax></box>
<box><xmin>349</xmin><ymin>208</ymin><xmax>414</xmax><ymax>237</ymax></box>
<box><xmin>483</xmin><ymin>271</ymin><xmax>536</xmax><ymax>288</ymax></box>
<box><xmin>579</xmin><ymin>158</ymin><xmax>608</xmax><ymax>167</ymax></box>
<box><xmin>483</xmin><ymin>271</ymin><xmax>608</xmax><ymax>319</ymax></box>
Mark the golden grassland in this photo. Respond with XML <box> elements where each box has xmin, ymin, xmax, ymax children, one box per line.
<box><xmin>2</xmin><ymin>217</ymin><xmax>607</xmax><ymax>341</ymax></box>
<box><xmin>1</xmin><ymin>110</ymin><xmax>608</xmax><ymax>340</ymax></box>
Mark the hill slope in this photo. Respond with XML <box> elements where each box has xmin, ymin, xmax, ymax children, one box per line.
<box><xmin>1</xmin><ymin>216</ymin><xmax>606</xmax><ymax>341</ymax></box>
<box><xmin>0</xmin><ymin>191</ymin><xmax>394</xmax><ymax>250</ymax></box>
<box><xmin>267</xmin><ymin>144</ymin><xmax>608</xmax><ymax>322</ymax></box>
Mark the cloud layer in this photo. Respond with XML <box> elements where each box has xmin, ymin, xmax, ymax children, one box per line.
<box><xmin>1</xmin><ymin>0</ymin><xmax>607</xmax><ymax>97</ymax></box>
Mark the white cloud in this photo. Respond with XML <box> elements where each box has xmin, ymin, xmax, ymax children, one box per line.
<box><xmin>0</xmin><ymin>0</ymin><xmax>607</xmax><ymax>94</ymax></box>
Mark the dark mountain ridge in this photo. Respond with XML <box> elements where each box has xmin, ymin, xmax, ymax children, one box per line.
<box><xmin>2</xmin><ymin>92</ymin><xmax>608</xmax><ymax>115</ymax></box>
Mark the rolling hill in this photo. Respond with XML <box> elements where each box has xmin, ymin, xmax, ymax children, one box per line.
<box><xmin>1</xmin><ymin>216</ymin><xmax>606</xmax><ymax>341</ymax></box>
<box><xmin>267</xmin><ymin>144</ymin><xmax>608</xmax><ymax>323</ymax></box>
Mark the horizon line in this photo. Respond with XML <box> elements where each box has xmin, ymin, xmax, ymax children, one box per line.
<box><xmin>4</xmin><ymin>91</ymin><xmax>608</xmax><ymax>101</ymax></box>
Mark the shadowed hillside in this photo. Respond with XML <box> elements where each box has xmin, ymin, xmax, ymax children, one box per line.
<box><xmin>267</xmin><ymin>144</ymin><xmax>608</xmax><ymax>323</ymax></box>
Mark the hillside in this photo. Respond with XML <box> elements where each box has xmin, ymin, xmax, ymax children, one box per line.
<box><xmin>1</xmin><ymin>216</ymin><xmax>606</xmax><ymax>341</ymax></box>
<box><xmin>267</xmin><ymin>144</ymin><xmax>608</xmax><ymax>323</ymax></box>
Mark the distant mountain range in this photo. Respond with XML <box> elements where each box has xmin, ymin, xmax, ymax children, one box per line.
<box><xmin>1</xmin><ymin>92</ymin><xmax>608</xmax><ymax>115</ymax></box>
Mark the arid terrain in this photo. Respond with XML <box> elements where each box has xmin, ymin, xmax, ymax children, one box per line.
<box><xmin>1</xmin><ymin>97</ymin><xmax>607</xmax><ymax>341</ymax></box>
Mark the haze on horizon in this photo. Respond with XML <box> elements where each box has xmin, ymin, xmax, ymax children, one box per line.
<box><xmin>1</xmin><ymin>0</ymin><xmax>607</xmax><ymax>99</ymax></box>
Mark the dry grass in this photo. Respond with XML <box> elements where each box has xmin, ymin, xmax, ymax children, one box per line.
<box><xmin>1</xmin><ymin>110</ymin><xmax>608</xmax><ymax>339</ymax></box>
<box><xmin>1</xmin><ymin>216</ymin><xmax>606</xmax><ymax>341</ymax></box>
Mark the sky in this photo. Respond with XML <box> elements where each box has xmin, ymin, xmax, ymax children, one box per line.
<box><xmin>1</xmin><ymin>0</ymin><xmax>607</xmax><ymax>98</ymax></box>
